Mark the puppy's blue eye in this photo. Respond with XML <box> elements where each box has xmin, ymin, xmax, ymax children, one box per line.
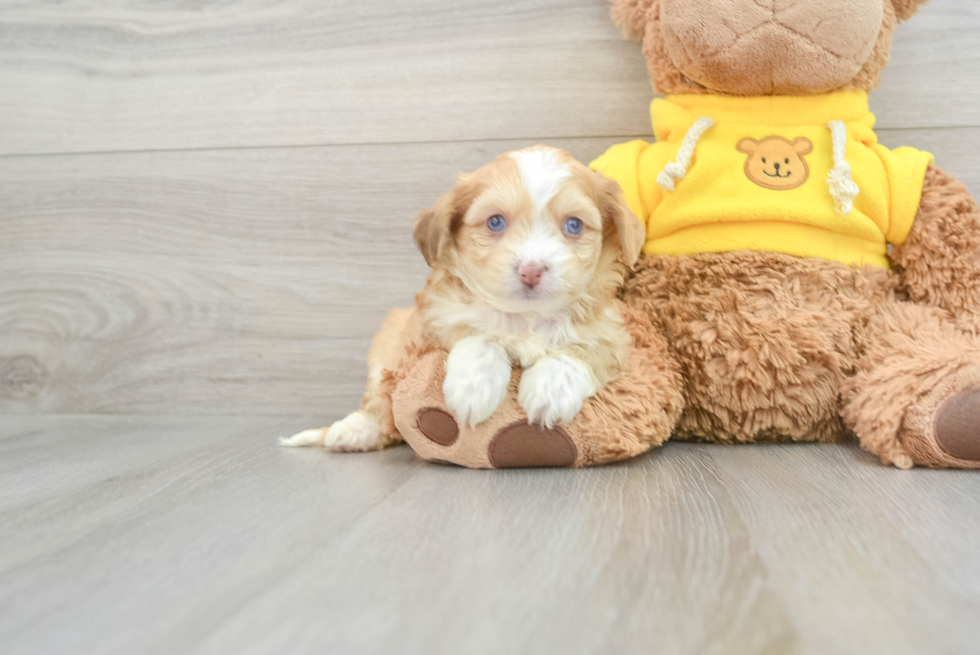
<box><xmin>487</xmin><ymin>215</ymin><xmax>506</xmax><ymax>232</ymax></box>
<box><xmin>564</xmin><ymin>217</ymin><xmax>584</xmax><ymax>235</ymax></box>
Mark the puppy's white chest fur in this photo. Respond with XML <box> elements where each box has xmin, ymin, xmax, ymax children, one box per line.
<box><xmin>427</xmin><ymin>295</ymin><xmax>582</xmax><ymax>366</ymax></box>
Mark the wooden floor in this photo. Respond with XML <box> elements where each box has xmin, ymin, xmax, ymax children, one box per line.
<box><xmin>3</xmin><ymin>0</ymin><xmax>980</xmax><ymax>653</ymax></box>
<box><xmin>1</xmin><ymin>416</ymin><xmax>979</xmax><ymax>654</ymax></box>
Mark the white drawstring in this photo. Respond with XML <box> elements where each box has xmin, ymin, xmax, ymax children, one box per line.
<box><xmin>658</xmin><ymin>117</ymin><xmax>860</xmax><ymax>215</ymax></box>
<box><xmin>827</xmin><ymin>120</ymin><xmax>860</xmax><ymax>215</ymax></box>
<box><xmin>657</xmin><ymin>117</ymin><xmax>715</xmax><ymax>191</ymax></box>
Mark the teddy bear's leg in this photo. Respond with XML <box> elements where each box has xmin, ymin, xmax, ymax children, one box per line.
<box><xmin>624</xmin><ymin>253</ymin><xmax>870</xmax><ymax>444</ymax></box>
<box><xmin>841</xmin><ymin>300</ymin><xmax>980</xmax><ymax>469</ymax></box>
<box><xmin>390</xmin><ymin>306</ymin><xmax>685</xmax><ymax>468</ymax></box>
<box><xmin>396</xmin><ymin>364</ymin><xmax>585</xmax><ymax>468</ymax></box>
<box><xmin>891</xmin><ymin>164</ymin><xmax>980</xmax><ymax>326</ymax></box>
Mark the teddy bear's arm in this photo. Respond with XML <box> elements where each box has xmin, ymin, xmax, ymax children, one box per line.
<box><xmin>891</xmin><ymin>164</ymin><xmax>980</xmax><ymax>319</ymax></box>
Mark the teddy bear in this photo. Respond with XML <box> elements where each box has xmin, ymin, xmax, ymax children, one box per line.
<box><xmin>383</xmin><ymin>0</ymin><xmax>980</xmax><ymax>470</ymax></box>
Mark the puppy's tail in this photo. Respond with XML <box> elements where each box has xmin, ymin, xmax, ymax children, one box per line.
<box><xmin>279</xmin><ymin>427</ymin><xmax>327</xmax><ymax>447</ymax></box>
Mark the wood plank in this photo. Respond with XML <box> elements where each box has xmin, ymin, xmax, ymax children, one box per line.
<box><xmin>2</xmin><ymin>129</ymin><xmax>978</xmax><ymax>416</ymax></box>
<box><xmin>1</xmin><ymin>415</ymin><xmax>979</xmax><ymax>654</ymax></box>
<box><xmin>0</xmin><ymin>0</ymin><xmax>977</xmax><ymax>156</ymax></box>
<box><xmin>702</xmin><ymin>444</ymin><xmax>980</xmax><ymax>654</ymax></box>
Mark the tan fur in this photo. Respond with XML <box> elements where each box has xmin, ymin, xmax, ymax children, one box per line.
<box><xmin>414</xmin><ymin>147</ymin><xmax>641</xmax><ymax>385</ymax></box>
<box><xmin>660</xmin><ymin>0</ymin><xmax>883</xmax><ymax>96</ymax></box>
<box><xmin>568</xmin><ymin>160</ymin><xmax>646</xmax><ymax>270</ymax></box>
<box><xmin>299</xmin><ymin>146</ymin><xmax>645</xmax><ymax>449</ymax></box>
<box><xmin>843</xmin><ymin>299</ymin><xmax>980</xmax><ymax>469</ymax></box>
<box><xmin>389</xmin><ymin>303</ymin><xmax>684</xmax><ymax>468</ymax></box>
<box><xmin>610</xmin><ymin>0</ymin><xmax>911</xmax><ymax>96</ymax></box>
<box><xmin>626</xmin><ymin>251</ymin><xmax>892</xmax><ymax>444</ymax></box>
<box><xmin>610</xmin><ymin>0</ymin><xmax>657</xmax><ymax>41</ymax></box>
<box><xmin>890</xmin><ymin>0</ymin><xmax>931</xmax><ymax>22</ymax></box>
<box><xmin>381</xmin><ymin>0</ymin><xmax>980</xmax><ymax>470</ymax></box>
<box><xmin>891</xmin><ymin>164</ymin><xmax>980</xmax><ymax>323</ymax></box>
<box><xmin>412</xmin><ymin>176</ymin><xmax>483</xmax><ymax>267</ymax></box>
<box><xmin>359</xmin><ymin>307</ymin><xmax>424</xmax><ymax>442</ymax></box>
<box><xmin>387</xmin><ymin>161</ymin><xmax>980</xmax><ymax>468</ymax></box>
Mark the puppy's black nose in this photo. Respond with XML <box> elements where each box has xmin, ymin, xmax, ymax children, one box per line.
<box><xmin>774</xmin><ymin>162</ymin><xmax>781</xmax><ymax>171</ymax></box>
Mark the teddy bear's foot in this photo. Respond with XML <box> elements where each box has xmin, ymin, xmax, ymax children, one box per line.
<box><xmin>391</xmin><ymin>349</ymin><xmax>681</xmax><ymax>469</ymax></box>
<box><xmin>387</xmin><ymin>304</ymin><xmax>684</xmax><ymax>469</ymax></box>
<box><xmin>415</xmin><ymin>408</ymin><xmax>459</xmax><ymax>447</ymax></box>
<box><xmin>413</xmin><ymin>408</ymin><xmax>578</xmax><ymax>468</ymax></box>
<box><xmin>406</xmin><ymin>401</ymin><xmax>580</xmax><ymax>469</ymax></box>
<box><xmin>934</xmin><ymin>388</ymin><xmax>980</xmax><ymax>461</ymax></box>
<box><xmin>842</xmin><ymin>300</ymin><xmax>980</xmax><ymax>469</ymax></box>
<box><xmin>487</xmin><ymin>422</ymin><xmax>577</xmax><ymax>468</ymax></box>
<box><xmin>901</xmin><ymin>369</ymin><xmax>980</xmax><ymax>469</ymax></box>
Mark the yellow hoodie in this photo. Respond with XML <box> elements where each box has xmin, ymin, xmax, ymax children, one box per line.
<box><xmin>589</xmin><ymin>91</ymin><xmax>933</xmax><ymax>268</ymax></box>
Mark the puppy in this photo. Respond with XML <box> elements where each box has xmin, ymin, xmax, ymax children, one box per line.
<box><xmin>282</xmin><ymin>146</ymin><xmax>645</xmax><ymax>452</ymax></box>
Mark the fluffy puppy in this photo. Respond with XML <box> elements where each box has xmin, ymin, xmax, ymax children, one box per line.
<box><xmin>282</xmin><ymin>146</ymin><xmax>645</xmax><ymax>452</ymax></box>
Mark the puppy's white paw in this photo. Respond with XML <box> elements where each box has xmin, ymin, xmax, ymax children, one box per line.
<box><xmin>519</xmin><ymin>356</ymin><xmax>596</xmax><ymax>428</ymax></box>
<box><xmin>443</xmin><ymin>337</ymin><xmax>512</xmax><ymax>427</ymax></box>
<box><xmin>323</xmin><ymin>411</ymin><xmax>384</xmax><ymax>452</ymax></box>
<box><xmin>280</xmin><ymin>411</ymin><xmax>384</xmax><ymax>452</ymax></box>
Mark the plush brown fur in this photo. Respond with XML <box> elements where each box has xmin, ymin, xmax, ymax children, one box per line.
<box><xmin>386</xmin><ymin>0</ymin><xmax>980</xmax><ymax>470</ymax></box>
<box><xmin>388</xmin><ymin>165</ymin><xmax>980</xmax><ymax>469</ymax></box>
<box><xmin>387</xmin><ymin>304</ymin><xmax>684</xmax><ymax>468</ymax></box>
<box><xmin>613</xmin><ymin>0</ymin><xmax>911</xmax><ymax>97</ymax></box>
<box><xmin>892</xmin><ymin>165</ymin><xmax>980</xmax><ymax>323</ymax></box>
<box><xmin>624</xmin><ymin>251</ymin><xmax>889</xmax><ymax>445</ymax></box>
<box><xmin>844</xmin><ymin>301</ymin><xmax>980</xmax><ymax>469</ymax></box>
<box><xmin>891</xmin><ymin>0</ymin><xmax>930</xmax><ymax>21</ymax></box>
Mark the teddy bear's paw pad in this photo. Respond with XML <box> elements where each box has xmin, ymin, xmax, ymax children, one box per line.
<box><xmin>935</xmin><ymin>387</ymin><xmax>980</xmax><ymax>462</ymax></box>
<box><xmin>487</xmin><ymin>421</ymin><xmax>577</xmax><ymax>468</ymax></box>
<box><xmin>416</xmin><ymin>408</ymin><xmax>459</xmax><ymax>446</ymax></box>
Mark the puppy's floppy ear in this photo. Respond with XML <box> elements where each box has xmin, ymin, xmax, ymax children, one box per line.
<box><xmin>413</xmin><ymin>174</ymin><xmax>481</xmax><ymax>267</ymax></box>
<box><xmin>593</xmin><ymin>171</ymin><xmax>645</xmax><ymax>268</ymax></box>
<box><xmin>890</xmin><ymin>0</ymin><xmax>930</xmax><ymax>22</ymax></box>
<box><xmin>610</xmin><ymin>0</ymin><xmax>658</xmax><ymax>40</ymax></box>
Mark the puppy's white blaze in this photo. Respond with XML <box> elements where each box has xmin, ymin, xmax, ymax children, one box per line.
<box><xmin>510</xmin><ymin>148</ymin><xmax>570</xmax><ymax>210</ymax></box>
<box><xmin>509</xmin><ymin>222</ymin><xmax>571</xmax><ymax>301</ymax></box>
<box><xmin>513</xmin><ymin>222</ymin><xmax>571</xmax><ymax>268</ymax></box>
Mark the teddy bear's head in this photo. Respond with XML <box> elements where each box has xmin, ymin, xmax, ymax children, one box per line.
<box><xmin>610</xmin><ymin>0</ymin><xmax>929</xmax><ymax>96</ymax></box>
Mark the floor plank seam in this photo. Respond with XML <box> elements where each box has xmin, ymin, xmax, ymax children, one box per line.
<box><xmin>2</xmin><ymin>125</ymin><xmax>977</xmax><ymax>160</ymax></box>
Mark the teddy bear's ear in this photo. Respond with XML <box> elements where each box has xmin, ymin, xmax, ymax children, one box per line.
<box><xmin>792</xmin><ymin>138</ymin><xmax>814</xmax><ymax>156</ymax></box>
<box><xmin>609</xmin><ymin>0</ymin><xmax>658</xmax><ymax>40</ymax></box>
<box><xmin>890</xmin><ymin>0</ymin><xmax>930</xmax><ymax>22</ymax></box>
<box><xmin>736</xmin><ymin>138</ymin><xmax>760</xmax><ymax>155</ymax></box>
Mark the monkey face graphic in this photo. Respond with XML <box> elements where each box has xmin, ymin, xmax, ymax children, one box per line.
<box><xmin>736</xmin><ymin>136</ymin><xmax>813</xmax><ymax>190</ymax></box>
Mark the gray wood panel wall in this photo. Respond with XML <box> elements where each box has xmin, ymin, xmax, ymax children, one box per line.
<box><xmin>2</xmin><ymin>0</ymin><xmax>979</xmax><ymax>417</ymax></box>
